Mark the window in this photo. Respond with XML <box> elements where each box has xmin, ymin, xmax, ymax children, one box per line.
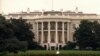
<box><xmin>58</xmin><ymin>22</ymin><xmax>62</xmax><ymax>30</ymax></box>
<box><xmin>38</xmin><ymin>32</ymin><xmax>41</xmax><ymax>43</ymax></box>
<box><xmin>58</xmin><ymin>31</ymin><xmax>62</xmax><ymax>43</ymax></box>
<box><xmin>64</xmin><ymin>32</ymin><xmax>67</xmax><ymax>42</ymax></box>
<box><xmin>64</xmin><ymin>22</ymin><xmax>67</xmax><ymax>30</ymax></box>
<box><xmin>43</xmin><ymin>22</ymin><xmax>48</xmax><ymax>30</ymax></box>
<box><xmin>50</xmin><ymin>22</ymin><xmax>55</xmax><ymax>30</ymax></box>
<box><xmin>38</xmin><ymin>22</ymin><xmax>41</xmax><ymax>30</ymax></box>
<box><xmin>43</xmin><ymin>31</ymin><xmax>48</xmax><ymax>43</ymax></box>
<box><xmin>51</xmin><ymin>31</ymin><xmax>55</xmax><ymax>43</ymax></box>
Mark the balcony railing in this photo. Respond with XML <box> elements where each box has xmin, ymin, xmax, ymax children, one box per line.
<box><xmin>5</xmin><ymin>14</ymin><xmax>100</xmax><ymax>20</ymax></box>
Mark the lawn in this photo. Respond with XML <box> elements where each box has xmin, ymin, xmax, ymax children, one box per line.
<box><xmin>1</xmin><ymin>50</ymin><xmax>100</xmax><ymax>56</ymax></box>
<box><xmin>23</xmin><ymin>50</ymin><xmax>100</xmax><ymax>54</ymax></box>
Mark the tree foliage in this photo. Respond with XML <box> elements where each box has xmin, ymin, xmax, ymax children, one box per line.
<box><xmin>0</xmin><ymin>15</ymin><xmax>43</xmax><ymax>53</ymax></box>
<box><xmin>63</xmin><ymin>41</ymin><xmax>76</xmax><ymax>50</ymax></box>
<box><xmin>10</xmin><ymin>18</ymin><xmax>43</xmax><ymax>50</ymax></box>
<box><xmin>0</xmin><ymin>15</ymin><xmax>27</xmax><ymax>53</ymax></box>
<box><xmin>74</xmin><ymin>20</ymin><xmax>100</xmax><ymax>50</ymax></box>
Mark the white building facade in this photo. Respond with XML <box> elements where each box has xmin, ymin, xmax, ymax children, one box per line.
<box><xmin>5</xmin><ymin>10</ymin><xmax>100</xmax><ymax>50</ymax></box>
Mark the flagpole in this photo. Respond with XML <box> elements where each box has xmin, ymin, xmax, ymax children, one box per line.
<box><xmin>52</xmin><ymin>0</ymin><xmax>54</xmax><ymax>10</ymax></box>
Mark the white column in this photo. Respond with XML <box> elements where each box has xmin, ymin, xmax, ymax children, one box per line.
<box><xmin>48</xmin><ymin>21</ymin><xmax>50</xmax><ymax>43</ymax></box>
<box><xmin>47</xmin><ymin>45</ymin><xmax>48</xmax><ymax>50</ymax></box>
<box><xmin>37</xmin><ymin>22</ymin><xmax>39</xmax><ymax>42</ymax></box>
<box><xmin>67</xmin><ymin>22</ymin><xmax>70</xmax><ymax>41</ymax></box>
<box><xmin>62</xmin><ymin>22</ymin><xmax>65</xmax><ymax>43</ymax></box>
<box><xmin>55</xmin><ymin>21</ymin><xmax>58</xmax><ymax>43</ymax></box>
<box><xmin>58</xmin><ymin>44</ymin><xmax>60</xmax><ymax>51</ymax></box>
<box><xmin>41</xmin><ymin>22</ymin><xmax>44</xmax><ymax>43</ymax></box>
<box><xmin>70</xmin><ymin>23</ymin><xmax>73</xmax><ymax>41</ymax></box>
<box><xmin>56</xmin><ymin>22</ymin><xmax>59</xmax><ymax>50</ymax></box>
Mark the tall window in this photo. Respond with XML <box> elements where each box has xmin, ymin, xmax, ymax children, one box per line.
<box><xmin>50</xmin><ymin>22</ymin><xmax>55</xmax><ymax>30</ymax></box>
<box><xmin>43</xmin><ymin>22</ymin><xmax>48</xmax><ymax>30</ymax></box>
<box><xmin>64</xmin><ymin>32</ymin><xmax>67</xmax><ymax>42</ymax></box>
<box><xmin>58</xmin><ymin>31</ymin><xmax>62</xmax><ymax>43</ymax></box>
<box><xmin>43</xmin><ymin>31</ymin><xmax>48</xmax><ymax>43</ymax></box>
<box><xmin>38</xmin><ymin>22</ymin><xmax>41</xmax><ymax>30</ymax></box>
<box><xmin>64</xmin><ymin>22</ymin><xmax>67</xmax><ymax>30</ymax></box>
<box><xmin>51</xmin><ymin>31</ymin><xmax>55</xmax><ymax>43</ymax></box>
<box><xmin>58</xmin><ymin>22</ymin><xmax>62</xmax><ymax>30</ymax></box>
<box><xmin>38</xmin><ymin>31</ymin><xmax>41</xmax><ymax>43</ymax></box>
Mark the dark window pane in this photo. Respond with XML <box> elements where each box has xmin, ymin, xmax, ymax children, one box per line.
<box><xmin>64</xmin><ymin>22</ymin><xmax>67</xmax><ymax>30</ymax></box>
<box><xmin>38</xmin><ymin>22</ymin><xmax>41</xmax><ymax>30</ymax></box>
<box><xmin>50</xmin><ymin>22</ymin><xmax>55</xmax><ymax>30</ymax></box>
<box><xmin>58</xmin><ymin>22</ymin><xmax>62</xmax><ymax>30</ymax></box>
<box><xmin>43</xmin><ymin>22</ymin><xmax>48</xmax><ymax>30</ymax></box>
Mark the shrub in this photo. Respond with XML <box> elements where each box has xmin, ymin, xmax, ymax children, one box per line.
<box><xmin>63</xmin><ymin>41</ymin><xmax>76</xmax><ymax>50</ymax></box>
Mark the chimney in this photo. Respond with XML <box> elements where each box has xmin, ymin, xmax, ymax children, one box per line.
<box><xmin>27</xmin><ymin>8</ymin><xmax>30</xmax><ymax>13</ymax></box>
<box><xmin>75</xmin><ymin>7</ymin><xmax>78</xmax><ymax>13</ymax></box>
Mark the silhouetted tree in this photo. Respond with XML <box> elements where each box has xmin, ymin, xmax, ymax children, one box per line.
<box><xmin>0</xmin><ymin>15</ymin><xmax>27</xmax><ymax>53</ymax></box>
<box><xmin>93</xmin><ymin>21</ymin><xmax>100</xmax><ymax>49</ymax></box>
<box><xmin>63</xmin><ymin>41</ymin><xmax>76</xmax><ymax>50</ymax></box>
<box><xmin>10</xmin><ymin>17</ymin><xmax>43</xmax><ymax>49</ymax></box>
<box><xmin>74</xmin><ymin>20</ymin><xmax>97</xmax><ymax>50</ymax></box>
